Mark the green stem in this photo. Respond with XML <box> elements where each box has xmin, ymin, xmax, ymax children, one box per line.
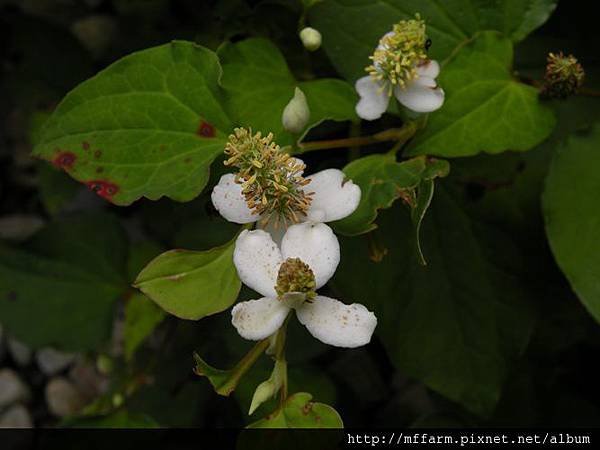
<box><xmin>295</xmin><ymin>122</ymin><xmax>418</xmax><ymax>154</ymax></box>
<box><xmin>274</xmin><ymin>315</ymin><xmax>291</xmax><ymax>405</ymax></box>
<box><xmin>348</xmin><ymin>121</ymin><xmax>362</xmax><ymax>162</ymax></box>
<box><xmin>388</xmin><ymin>118</ymin><xmax>425</xmax><ymax>156</ymax></box>
<box><xmin>218</xmin><ymin>338</ymin><xmax>270</xmax><ymax>395</ymax></box>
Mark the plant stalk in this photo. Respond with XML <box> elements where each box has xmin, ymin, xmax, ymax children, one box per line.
<box><xmin>274</xmin><ymin>315</ymin><xmax>291</xmax><ymax>405</ymax></box>
<box><xmin>295</xmin><ymin>122</ymin><xmax>418</xmax><ymax>154</ymax></box>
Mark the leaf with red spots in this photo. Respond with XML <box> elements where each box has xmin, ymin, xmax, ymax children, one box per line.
<box><xmin>85</xmin><ymin>180</ymin><xmax>120</xmax><ymax>200</ymax></box>
<box><xmin>248</xmin><ymin>392</ymin><xmax>343</xmax><ymax>428</ymax></box>
<box><xmin>52</xmin><ymin>151</ymin><xmax>77</xmax><ymax>169</ymax></box>
<box><xmin>33</xmin><ymin>41</ymin><xmax>232</xmax><ymax>205</ymax></box>
<box><xmin>197</xmin><ymin>120</ymin><xmax>216</xmax><ymax>138</ymax></box>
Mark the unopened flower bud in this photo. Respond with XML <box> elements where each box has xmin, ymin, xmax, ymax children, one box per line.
<box><xmin>540</xmin><ymin>52</ymin><xmax>584</xmax><ymax>99</ymax></box>
<box><xmin>282</xmin><ymin>87</ymin><xmax>310</xmax><ymax>134</ymax></box>
<box><xmin>248</xmin><ymin>360</ymin><xmax>284</xmax><ymax>415</ymax></box>
<box><xmin>299</xmin><ymin>27</ymin><xmax>322</xmax><ymax>52</ymax></box>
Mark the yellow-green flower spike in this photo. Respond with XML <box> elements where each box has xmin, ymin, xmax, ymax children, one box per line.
<box><xmin>366</xmin><ymin>15</ymin><xmax>428</xmax><ymax>93</ymax></box>
<box><xmin>275</xmin><ymin>257</ymin><xmax>317</xmax><ymax>301</ymax></box>
<box><xmin>541</xmin><ymin>52</ymin><xmax>585</xmax><ymax>99</ymax></box>
<box><xmin>224</xmin><ymin>128</ymin><xmax>313</xmax><ymax>224</ymax></box>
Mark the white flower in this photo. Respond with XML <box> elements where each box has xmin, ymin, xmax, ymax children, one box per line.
<box><xmin>230</xmin><ymin>222</ymin><xmax>377</xmax><ymax>348</ymax></box>
<box><xmin>212</xmin><ymin>163</ymin><xmax>361</xmax><ymax>226</ymax></box>
<box><xmin>355</xmin><ymin>16</ymin><xmax>445</xmax><ymax>120</ymax></box>
<box><xmin>355</xmin><ymin>59</ymin><xmax>444</xmax><ymax>120</ymax></box>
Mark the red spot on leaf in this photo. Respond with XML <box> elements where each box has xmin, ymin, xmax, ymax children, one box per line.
<box><xmin>94</xmin><ymin>150</ymin><xmax>102</xmax><ymax>158</ymax></box>
<box><xmin>197</xmin><ymin>120</ymin><xmax>215</xmax><ymax>138</ymax></box>
<box><xmin>52</xmin><ymin>151</ymin><xmax>77</xmax><ymax>170</ymax></box>
<box><xmin>82</xmin><ymin>141</ymin><xmax>90</xmax><ymax>151</ymax></box>
<box><xmin>86</xmin><ymin>180</ymin><xmax>119</xmax><ymax>200</ymax></box>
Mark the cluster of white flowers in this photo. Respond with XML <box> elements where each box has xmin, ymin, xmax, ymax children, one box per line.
<box><xmin>211</xmin><ymin>16</ymin><xmax>443</xmax><ymax>349</ymax></box>
<box><xmin>212</xmin><ymin>132</ymin><xmax>377</xmax><ymax>348</ymax></box>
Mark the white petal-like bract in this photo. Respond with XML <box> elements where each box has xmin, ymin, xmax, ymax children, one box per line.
<box><xmin>257</xmin><ymin>217</ymin><xmax>287</xmax><ymax>247</ymax></box>
<box><xmin>231</xmin><ymin>297</ymin><xmax>290</xmax><ymax>340</ymax></box>
<box><xmin>394</xmin><ymin>76</ymin><xmax>445</xmax><ymax>113</ymax></box>
<box><xmin>211</xmin><ymin>174</ymin><xmax>259</xmax><ymax>224</ymax></box>
<box><xmin>296</xmin><ymin>296</ymin><xmax>377</xmax><ymax>348</ymax></box>
<box><xmin>233</xmin><ymin>230</ymin><xmax>283</xmax><ymax>298</ymax></box>
<box><xmin>355</xmin><ymin>76</ymin><xmax>390</xmax><ymax>120</ymax></box>
<box><xmin>280</xmin><ymin>222</ymin><xmax>340</xmax><ymax>289</ymax></box>
<box><xmin>394</xmin><ymin>59</ymin><xmax>445</xmax><ymax>113</ymax></box>
<box><xmin>305</xmin><ymin>169</ymin><xmax>361</xmax><ymax>222</ymax></box>
<box><xmin>416</xmin><ymin>59</ymin><xmax>440</xmax><ymax>78</ymax></box>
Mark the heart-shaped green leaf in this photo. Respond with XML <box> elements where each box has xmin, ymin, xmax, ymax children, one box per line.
<box><xmin>33</xmin><ymin>41</ymin><xmax>232</xmax><ymax>205</ymax></box>
<box><xmin>407</xmin><ymin>32</ymin><xmax>555</xmax><ymax>157</ymax></box>
<box><xmin>134</xmin><ymin>239</ymin><xmax>240</xmax><ymax>320</ymax></box>
<box><xmin>543</xmin><ymin>124</ymin><xmax>600</xmax><ymax>324</ymax></box>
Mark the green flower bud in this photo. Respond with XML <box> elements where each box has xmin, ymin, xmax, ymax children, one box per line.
<box><xmin>248</xmin><ymin>360</ymin><xmax>285</xmax><ymax>415</ymax></box>
<box><xmin>299</xmin><ymin>27</ymin><xmax>322</xmax><ymax>52</ymax></box>
<box><xmin>282</xmin><ymin>87</ymin><xmax>311</xmax><ymax>134</ymax></box>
